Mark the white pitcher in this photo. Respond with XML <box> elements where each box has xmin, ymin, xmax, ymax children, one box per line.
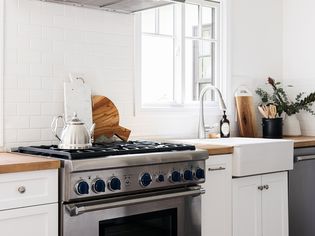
<box><xmin>283</xmin><ymin>114</ymin><xmax>301</xmax><ymax>136</ymax></box>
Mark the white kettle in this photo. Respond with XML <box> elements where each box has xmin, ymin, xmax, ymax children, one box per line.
<box><xmin>51</xmin><ymin>113</ymin><xmax>95</xmax><ymax>149</ymax></box>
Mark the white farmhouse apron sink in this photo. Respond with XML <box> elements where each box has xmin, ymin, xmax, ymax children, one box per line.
<box><xmin>179</xmin><ymin>138</ymin><xmax>294</xmax><ymax>177</ymax></box>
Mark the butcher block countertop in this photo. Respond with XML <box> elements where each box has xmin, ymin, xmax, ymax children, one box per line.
<box><xmin>284</xmin><ymin>136</ymin><xmax>315</xmax><ymax>148</ymax></box>
<box><xmin>0</xmin><ymin>153</ymin><xmax>60</xmax><ymax>174</ymax></box>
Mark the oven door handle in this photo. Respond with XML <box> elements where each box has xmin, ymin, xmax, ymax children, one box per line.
<box><xmin>66</xmin><ymin>187</ymin><xmax>205</xmax><ymax>217</ymax></box>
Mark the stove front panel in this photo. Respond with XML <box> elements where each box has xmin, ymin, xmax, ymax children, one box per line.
<box><xmin>63</xmin><ymin>160</ymin><xmax>205</xmax><ymax>202</ymax></box>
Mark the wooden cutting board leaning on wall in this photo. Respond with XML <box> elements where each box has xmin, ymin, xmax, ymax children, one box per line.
<box><xmin>92</xmin><ymin>96</ymin><xmax>131</xmax><ymax>141</ymax></box>
<box><xmin>235</xmin><ymin>87</ymin><xmax>258</xmax><ymax>137</ymax></box>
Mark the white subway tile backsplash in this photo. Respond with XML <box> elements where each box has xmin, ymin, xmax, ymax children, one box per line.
<box><xmin>40</xmin><ymin>128</ymin><xmax>55</xmax><ymax>141</ymax></box>
<box><xmin>29</xmin><ymin>89</ymin><xmax>53</xmax><ymax>102</ymax></box>
<box><xmin>6</xmin><ymin>36</ymin><xmax>30</xmax><ymax>51</ymax></box>
<box><xmin>41</xmin><ymin>78</ymin><xmax>64</xmax><ymax>90</ymax></box>
<box><xmin>17</xmin><ymin>129</ymin><xmax>41</xmax><ymax>142</ymax></box>
<box><xmin>30</xmin><ymin>64</ymin><xmax>53</xmax><ymax>76</ymax></box>
<box><xmin>40</xmin><ymin>102</ymin><xmax>63</xmax><ymax>115</ymax></box>
<box><xmin>42</xmin><ymin>52</ymin><xmax>64</xmax><ymax>65</ymax></box>
<box><xmin>18</xmin><ymin>24</ymin><xmax>43</xmax><ymax>38</ymax></box>
<box><xmin>5</xmin><ymin>89</ymin><xmax>29</xmax><ymax>102</ymax></box>
<box><xmin>5</xmin><ymin>116</ymin><xmax>29</xmax><ymax>129</ymax></box>
<box><xmin>17</xmin><ymin>103</ymin><xmax>41</xmax><ymax>115</ymax></box>
<box><xmin>5</xmin><ymin>63</ymin><xmax>30</xmax><ymax>76</ymax></box>
<box><xmin>64</xmin><ymin>29</ymin><xmax>85</xmax><ymax>42</ymax></box>
<box><xmin>18</xmin><ymin>77</ymin><xmax>42</xmax><ymax>89</ymax></box>
<box><xmin>53</xmin><ymin>15</ymin><xmax>77</xmax><ymax>29</ymax></box>
<box><xmin>17</xmin><ymin>50</ymin><xmax>41</xmax><ymax>64</ymax></box>
<box><xmin>4</xmin><ymin>76</ymin><xmax>18</xmax><ymax>89</ymax></box>
<box><xmin>4</xmin><ymin>104</ymin><xmax>18</xmax><ymax>116</ymax></box>
<box><xmin>43</xmin><ymin>27</ymin><xmax>64</xmax><ymax>41</ymax></box>
<box><xmin>30</xmin><ymin>38</ymin><xmax>53</xmax><ymax>52</ymax></box>
<box><xmin>5</xmin><ymin>49</ymin><xmax>18</xmax><ymax>64</ymax></box>
<box><xmin>4</xmin><ymin>129</ymin><xmax>18</xmax><ymax>143</ymax></box>
<box><xmin>30</xmin><ymin>116</ymin><xmax>52</xmax><ymax>128</ymax></box>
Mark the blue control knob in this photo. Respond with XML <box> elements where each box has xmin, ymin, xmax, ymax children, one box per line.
<box><xmin>93</xmin><ymin>179</ymin><xmax>106</xmax><ymax>193</ymax></box>
<box><xmin>140</xmin><ymin>173</ymin><xmax>152</xmax><ymax>187</ymax></box>
<box><xmin>157</xmin><ymin>174</ymin><xmax>165</xmax><ymax>183</ymax></box>
<box><xmin>184</xmin><ymin>170</ymin><xmax>193</xmax><ymax>181</ymax></box>
<box><xmin>76</xmin><ymin>180</ymin><xmax>89</xmax><ymax>195</ymax></box>
<box><xmin>109</xmin><ymin>177</ymin><xmax>121</xmax><ymax>191</ymax></box>
<box><xmin>170</xmin><ymin>171</ymin><xmax>181</xmax><ymax>183</ymax></box>
<box><xmin>195</xmin><ymin>168</ymin><xmax>205</xmax><ymax>179</ymax></box>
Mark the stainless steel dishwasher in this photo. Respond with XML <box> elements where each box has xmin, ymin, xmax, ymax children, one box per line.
<box><xmin>289</xmin><ymin>146</ymin><xmax>315</xmax><ymax>236</ymax></box>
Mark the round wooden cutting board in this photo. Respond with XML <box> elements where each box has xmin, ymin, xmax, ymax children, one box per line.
<box><xmin>92</xmin><ymin>96</ymin><xmax>131</xmax><ymax>141</ymax></box>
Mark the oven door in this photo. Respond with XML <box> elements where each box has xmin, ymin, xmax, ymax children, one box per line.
<box><xmin>62</xmin><ymin>186</ymin><xmax>204</xmax><ymax>236</ymax></box>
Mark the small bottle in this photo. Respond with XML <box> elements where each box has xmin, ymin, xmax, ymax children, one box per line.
<box><xmin>220</xmin><ymin>111</ymin><xmax>230</xmax><ymax>138</ymax></box>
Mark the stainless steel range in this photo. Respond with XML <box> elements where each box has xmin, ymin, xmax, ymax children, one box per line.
<box><xmin>18</xmin><ymin>141</ymin><xmax>208</xmax><ymax>236</ymax></box>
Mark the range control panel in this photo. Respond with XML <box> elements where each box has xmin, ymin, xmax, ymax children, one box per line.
<box><xmin>68</xmin><ymin>160</ymin><xmax>205</xmax><ymax>200</ymax></box>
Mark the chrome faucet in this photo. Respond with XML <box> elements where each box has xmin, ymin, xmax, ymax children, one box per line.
<box><xmin>198</xmin><ymin>85</ymin><xmax>227</xmax><ymax>139</ymax></box>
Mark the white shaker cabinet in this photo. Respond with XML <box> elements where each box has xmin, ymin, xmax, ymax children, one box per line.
<box><xmin>233</xmin><ymin>172</ymin><xmax>288</xmax><ymax>236</ymax></box>
<box><xmin>0</xmin><ymin>203</ymin><xmax>58</xmax><ymax>236</ymax></box>
<box><xmin>0</xmin><ymin>169</ymin><xmax>58</xmax><ymax>236</ymax></box>
<box><xmin>202</xmin><ymin>154</ymin><xmax>232</xmax><ymax>236</ymax></box>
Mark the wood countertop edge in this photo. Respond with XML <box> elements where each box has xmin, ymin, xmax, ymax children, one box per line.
<box><xmin>196</xmin><ymin>145</ymin><xmax>234</xmax><ymax>156</ymax></box>
<box><xmin>283</xmin><ymin>136</ymin><xmax>315</xmax><ymax>148</ymax></box>
<box><xmin>0</xmin><ymin>153</ymin><xmax>61</xmax><ymax>174</ymax></box>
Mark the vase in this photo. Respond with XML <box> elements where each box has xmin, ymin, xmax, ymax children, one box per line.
<box><xmin>283</xmin><ymin>114</ymin><xmax>302</xmax><ymax>136</ymax></box>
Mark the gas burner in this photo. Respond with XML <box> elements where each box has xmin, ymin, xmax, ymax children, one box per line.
<box><xmin>17</xmin><ymin>141</ymin><xmax>196</xmax><ymax>160</ymax></box>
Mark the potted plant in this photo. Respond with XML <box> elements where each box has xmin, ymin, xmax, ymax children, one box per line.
<box><xmin>256</xmin><ymin>77</ymin><xmax>315</xmax><ymax>136</ymax></box>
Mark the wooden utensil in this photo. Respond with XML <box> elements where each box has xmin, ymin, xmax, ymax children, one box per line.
<box><xmin>235</xmin><ymin>86</ymin><xmax>257</xmax><ymax>137</ymax></box>
<box><xmin>92</xmin><ymin>96</ymin><xmax>131</xmax><ymax>141</ymax></box>
<box><xmin>258</xmin><ymin>106</ymin><xmax>268</xmax><ymax>118</ymax></box>
<box><xmin>262</xmin><ymin>105</ymin><xmax>270</xmax><ymax>118</ymax></box>
<box><xmin>269</xmin><ymin>105</ymin><xmax>277</xmax><ymax>119</ymax></box>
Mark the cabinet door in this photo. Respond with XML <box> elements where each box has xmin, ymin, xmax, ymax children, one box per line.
<box><xmin>262</xmin><ymin>172</ymin><xmax>288</xmax><ymax>236</ymax></box>
<box><xmin>202</xmin><ymin>154</ymin><xmax>232</xmax><ymax>236</ymax></box>
<box><xmin>0</xmin><ymin>203</ymin><xmax>58</xmax><ymax>236</ymax></box>
<box><xmin>232</xmin><ymin>176</ymin><xmax>262</xmax><ymax>236</ymax></box>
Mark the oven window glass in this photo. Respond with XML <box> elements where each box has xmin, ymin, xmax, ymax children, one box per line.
<box><xmin>99</xmin><ymin>209</ymin><xmax>177</xmax><ymax>236</ymax></box>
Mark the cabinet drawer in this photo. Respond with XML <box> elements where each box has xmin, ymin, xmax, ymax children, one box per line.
<box><xmin>0</xmin><ymin>203</ymin><xmax>58</xmax><ymax>236</ymax></box>
<box><xmin>0</xmin><ymin>169</ymin><xmax>58</xmax><ymax>210</ymax></box>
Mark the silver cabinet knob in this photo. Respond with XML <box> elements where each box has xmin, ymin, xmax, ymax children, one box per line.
<box><xmin>18</xmin><ymin>186</ymin><xmax>26</xmax><ymax>194</ymax></box>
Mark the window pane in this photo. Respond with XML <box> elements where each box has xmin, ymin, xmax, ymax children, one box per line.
<box><xmin>202</xmin><ymin>7</ymin><xmax>214</xmax><ymax>39</ymax></box>
<box><xmin>159</xmin><ymin>5</ymin><xmax>174</xmax><ymax>35</ymax></box>
<box><xmin>142</xmin><ymin>9</ymin><xmax>156</xmax><ymax>33</ymax></box>
<box><xmin>200</xmin><ymin>41</ymin><xmax>214</xmax><ymax>79</ymax></box>
<box><xmin>185</xmin><ymin>4</ymin><xmax>199</xmax><ymax>37</ymax></box>
<box><xmin>185</xmin><ymin>39</ymin><xmax>215</xmax><ymax>101</ymax></box>
<box><xmin>142</xmin><ymin>35</ymin><xmax>174</xmax><ymax>103</ymax></box>
<box><xmin>185</xmin><ymin>39</ymin><xmax>199</xmax><ymax>101</ymax></box>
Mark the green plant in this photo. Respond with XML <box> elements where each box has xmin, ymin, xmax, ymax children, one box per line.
<box><xmin>256</xmin><ymin>77</ymin><xmax>315</xmax><ymax>116</ymax></box>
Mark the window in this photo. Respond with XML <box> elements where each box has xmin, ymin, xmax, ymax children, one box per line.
<box><xmin>137</xmin><ymin>1</ymin><xmax>221</xmax><ymax>108</ymax></box>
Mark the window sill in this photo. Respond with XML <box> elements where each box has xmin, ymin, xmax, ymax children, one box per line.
<box><xmin>137</xmin><ymin>102</ymin><xmax>223</xmax><ymax>115</ymax></box>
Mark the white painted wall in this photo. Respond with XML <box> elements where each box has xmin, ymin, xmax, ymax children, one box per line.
<box><xmin>230</xmin><ymin>0</ymin><xmax>283</xmax><ymax>135</ymax></box>
<box><xmin>283</xmin><ymin>0</ymin><xmax>315</xmax><ymax>135</ymax></box>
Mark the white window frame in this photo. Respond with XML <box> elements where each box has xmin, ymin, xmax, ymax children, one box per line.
<box><xmin>134</xmin><ymin>0</ymin><xmax>227</xmax><ymax>113</ymax></box>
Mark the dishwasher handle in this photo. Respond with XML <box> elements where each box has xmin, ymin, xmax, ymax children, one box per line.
<box><xmin>295</xmin><ymin>155</ymin><xmax>315</xmax><ymax>162</ymax></box>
